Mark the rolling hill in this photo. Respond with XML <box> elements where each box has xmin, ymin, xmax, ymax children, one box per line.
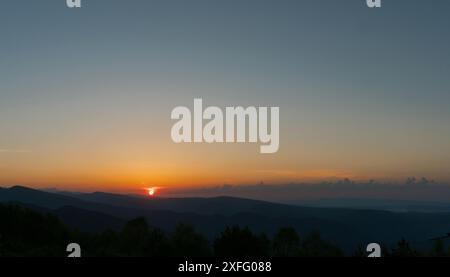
<box><xmin>1</xmin><ymin>185</ymin><xmax>450</xmax><ymax>252</ymax></box>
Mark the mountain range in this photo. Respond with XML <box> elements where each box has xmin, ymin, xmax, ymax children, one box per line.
<box><xmin>1</xmin><ymin>185</ymin><xmax>450</xmax><ymax>252</ymax></box>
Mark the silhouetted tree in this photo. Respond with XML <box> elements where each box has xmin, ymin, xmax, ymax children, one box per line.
<box><xmin>352</xmin><ymin>244</ymin><xmax>366</xmax><ymax>257</ymax></box>
<box><xmin>171</xmin><ymin>224</ymin><xmax>211</xmax><ymax>257</ymax></box>
<box><xmin>390</xmin><ymin>239</ymin><xmax>419</xmax><ymax>257</ymax></box>
<box><xmin>89</xmin><ymin>229</ymin><xmax>119</xmax><ymax>256</ymax></box>
<box><xmin>0</xmin><ymin>203</ymin><xmax>440</xmax><ymax>258</ymax></box>
<box><xmin>0</xmin><ymin>204</ymin><xmax>70</xmax><ymax>256</ymax></box>
<box><xmin>299</xmin><ymin>231</ymin><xmax>344</xmax><ymax>257</ymax></box>
<box><xmin>214</xmin><ymin>226</ymin><xmax>270</xmax><ymax>257</ymax></box>
<box><xmin>430</xmin><ymin>239</ymin><xmax>446</xmax><ymax>257</ymax></box>
<box><xmin>118</xmin><ymin>217</ymin><xmax>172</xmax><ymax>256</ymax></box>
<box><xmin>119</xmin><ymin>217</ymin><xmax>149</xmax><ymax>256</ymax></box>
<box><xmin>272</xmin><ymin>227</ymin><xmax>301</xmax><ymax>257</ymax></box>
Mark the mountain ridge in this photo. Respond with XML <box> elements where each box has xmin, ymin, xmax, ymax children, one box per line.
<box><xmin>2</xmin><ymin>185</ymin><xmax>450</xmax><ymax>251</ymax></box>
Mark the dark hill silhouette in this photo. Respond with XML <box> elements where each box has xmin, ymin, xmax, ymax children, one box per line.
<box><xmin>76</xmin><ymin>191</ymin><xmax>290</xmax><ymax>216</ymax></box>
<box><xmin>5</xmin><ymin>201</ymin><xmax>126</xmax><ymax>233</ymax></box>
<box><xmin>2</xmin><ymin>186</ymin><xmax>450</xmax><ymax>252</ymax></box>
<box><xmin>53</xmin><ymin>206</ymin><xmax>125</xmax><ymax>232</ymax></box>
<box><xmin>2</xmin><ymin>202</ymin><xmax>446</xmax><ymax>257</ymax></box>
<box><xmin>1</xmin><ymin>186</ymin><xmax>88</xmax><ymax>209</ymax></box>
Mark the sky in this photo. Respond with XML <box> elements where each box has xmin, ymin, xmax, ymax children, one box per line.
<box><xmin>0</xmin><ymin>0</ymin><xmax>450</xmax><ymax>193</ymax></box>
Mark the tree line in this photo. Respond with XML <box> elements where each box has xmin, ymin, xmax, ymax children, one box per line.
<box><xmin>0</xmin><ymin>204</ymin><xmax>448</xmax><ymax>257</ymax></box>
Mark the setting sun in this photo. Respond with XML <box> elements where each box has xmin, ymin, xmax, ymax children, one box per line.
<box><xmin>146</xmin><ymin>187</ymin><xmax>157</xmax><ymax>197</ymax></box>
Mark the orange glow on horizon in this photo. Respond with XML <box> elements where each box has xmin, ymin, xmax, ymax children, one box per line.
<box><xmin>146</xmin><ymin>187</ymin><xmax>158</xmax><ymax>197</ymax></box>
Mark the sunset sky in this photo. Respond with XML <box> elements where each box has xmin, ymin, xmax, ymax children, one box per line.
<box><xmin>1</xmin><ymin>0</ymin><xmax>450</xmax><ymax>193</ymax></box>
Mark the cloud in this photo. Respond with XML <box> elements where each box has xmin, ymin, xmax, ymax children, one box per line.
<box><xmin>162</xmin><ymin>178</ymin><xmax>450</xmax><ymax>203</ymax></box>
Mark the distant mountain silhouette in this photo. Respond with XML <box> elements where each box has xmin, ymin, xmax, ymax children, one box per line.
<box><xmin>1</xmin><ymin>186</ymin><xmax>88</xmax><ymax>209</ymax></box>
<box><xmin>290</xmin><ymin>198</ymin><xmax>450</xmax><ymax>213</ymax></box>
<box><xmin>2</xmin><ymin>186</ymin><xmax>450</xmax><ymax>252</ymax></box>
<box><xmin>53</xmin><ymin>206</ymin><xmax>125</xmax><ymax>232</ymax></box>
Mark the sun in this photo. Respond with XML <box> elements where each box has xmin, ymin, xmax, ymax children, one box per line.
<box><xmin>142</xmin><ymin>185</ymin><xmax>161</xmax><ymax>197</ymax></box>
<box><xmin>146</xmin><ymin>187</ymin><xmax>157</xmax><ymax>197</ymax></box>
